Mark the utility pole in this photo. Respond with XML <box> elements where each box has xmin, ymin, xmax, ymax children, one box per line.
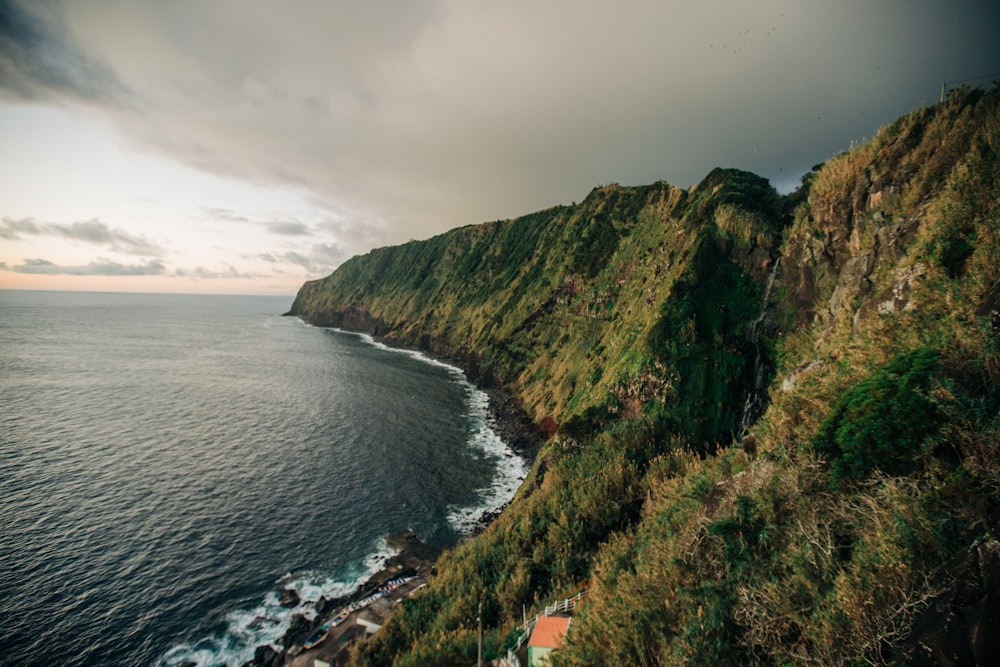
<box><xmin>941</xmin><ymin>80</ymin><xmax>947</xmax><ymax>103</ymax></box>
<box><xmin>477</xmin><ymin>599</ymin><xmax>483</xmax><ymax>667</ymax></box>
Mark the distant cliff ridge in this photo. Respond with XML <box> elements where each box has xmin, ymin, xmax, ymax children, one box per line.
<box><xmin>288</xmin><ymin>87</ymin><xmax>1000</xmax><ymax>666</ymax></box>
<box><xmin>289</xmin><ymin>169</ymin><xmax>783</xmax><ymax>448</ymax></box>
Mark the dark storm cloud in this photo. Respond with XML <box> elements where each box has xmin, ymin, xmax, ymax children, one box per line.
<box><xmin>0</xmin><ymin>216</ymin><xmax>166</xmax><ymax>256</ymax></box>
<box><xmin>4</xmin><ymin>0</ymin><xmax>999</xmax><ymax>251</ymax></box>
<box><xmin>0</xmin><ymin>0</ymin><xmax>122</xmax><ymax>102</ymax></box>
<box><xmin>13</xmin><ymin>257</ymin><xmax>165</xmax><ymax>275</ymax></box>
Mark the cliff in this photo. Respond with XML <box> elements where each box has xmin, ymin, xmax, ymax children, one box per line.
<box><xmin>289</xmin><ymin>86</ymin><xmax>1000</xmax><ymax>666</ymax></box>
<box><xmin>289</xmin><ymin>167</ymin><xmax>782</xmax><ymax>449</ymax></box>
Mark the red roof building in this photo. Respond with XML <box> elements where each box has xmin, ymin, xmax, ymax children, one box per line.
<box><xmin>527</xmin><ymin>616</ymin><xmax>571</xmax><ymax>666</ymax></box>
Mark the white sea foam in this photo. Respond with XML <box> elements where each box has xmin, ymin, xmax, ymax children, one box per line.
<box><xmin>352</xmin><ymin>331</ymin><xmax>467</xmax><ymax>378</ymax></box>
<box><xmin>159</xmin><ymin>328</ymin><xmax>529</xmax><ymax>666</ymax></box>
<box><xmin>279</xmin><ymin>538</ymin><xmax>394</xmax><ymax>609</ymax></box>
<box><xmin>446</xmin><ymin>387</ymin><xmax>529</xmax><ymax>534</ymax></box>
<box><xmin>341</xmin><ymin>329</ymin><xmax>529</xmax><ymax>534</ymax></box>
<box><xmin>158</xmin><ymin>539</ymin><xmax>395</xmax><ymax>667</ymax></box>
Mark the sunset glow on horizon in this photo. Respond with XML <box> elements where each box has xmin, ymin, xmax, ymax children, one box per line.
<box><xmin>2</xmin><ymin>0</ymin><xmax>998</xmax><ymax>294</ymax></box>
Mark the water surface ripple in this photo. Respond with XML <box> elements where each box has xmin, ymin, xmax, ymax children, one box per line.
<box><xmin>0</xmin><ymin>291</ymin><xmax>525</xmax><ymax>666</ymax></box>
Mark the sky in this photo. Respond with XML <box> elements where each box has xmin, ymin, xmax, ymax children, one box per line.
<box><xmin>1</xmin><ymin>1</ymin><xmax>998</xmax><ymax>295</ymax></box>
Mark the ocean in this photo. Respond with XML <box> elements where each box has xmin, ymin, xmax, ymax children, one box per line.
<box><xmin>0</xmin><ymin>290</ymin><xmax>527</xmax><ymax>666</ymax></box>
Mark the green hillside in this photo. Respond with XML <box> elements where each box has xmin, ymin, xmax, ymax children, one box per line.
<box><xmin>287</xmin><ymin>86</ymin><xmax>1000</xmax><ymax>665</ymax></box>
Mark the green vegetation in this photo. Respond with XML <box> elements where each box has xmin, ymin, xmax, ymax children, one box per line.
<box><xmin>288</xmin><ymin>87</ymin><xmax>1000</xmax><ymax>665</ymax></box>
<box><xmin>646</xmin><ymin>237</ymin><xmax>763</xmax><ymax>448</ymax></box>
<box><xmin>812</xmin><ymin>347</ymin><xmax>942</xmax><ymax>483</ymax></box>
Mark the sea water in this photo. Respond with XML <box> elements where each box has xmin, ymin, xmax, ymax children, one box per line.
<box><xmin>0</xmin><ymin>290</ymin><xmax>527</xmax><ymax>666</ymax></box>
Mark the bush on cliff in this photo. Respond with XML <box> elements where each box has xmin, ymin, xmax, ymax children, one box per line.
<box><xmin>812</xmin><ymin>347</ymin><xmax>943</xmax><ymax>483</ymax></box>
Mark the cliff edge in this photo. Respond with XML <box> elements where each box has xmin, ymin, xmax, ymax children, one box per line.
<box><xmin>288</xmin><ymin>86</ymin><xmax>1000</xmax><ymax>666</ymax></box>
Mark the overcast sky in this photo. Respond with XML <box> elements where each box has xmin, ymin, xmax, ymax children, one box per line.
<box><xmin>1</xmin><ymin>1</ymin><xmax>998</xmax><ymax>294</ymax></box>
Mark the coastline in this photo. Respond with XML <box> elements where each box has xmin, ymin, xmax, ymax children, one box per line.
<box><xmin>343</xmin><ymin>327</ymin><xmax>545</xmax><ymax>461</ymax></box>
<box><xmin>282</xmin><ymin>311</ymin><xmax>546</xmax><ymax>463</ymax></box>
<box><xmin>342</xmin><ymin>326</ymin><xmax>541</xmax><ymax>535</ymax></box>
<box><xmin>256</xmin><ymin>530</ymin><xmax>440</xmax><ymax>667</ymax></box>
<box><xmin>238</xmin><ymin>322</ymin><xmax>545</xmax><ymax>666</ymax></box>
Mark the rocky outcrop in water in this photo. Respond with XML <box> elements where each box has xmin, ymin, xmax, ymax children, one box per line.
<box><xmin>245</xmin><ymin>530</ymin><xmax>442</xmax><ymax>665</ymax></box>
<box><xmin>278</xmin><ymin>588</ymin><xmax>299</xmax><ymax>609</ymax></box>
<box><xmin>242</xmin><ymin>644</ymin><xmax>280</xmax><ymax>667</ymax></box>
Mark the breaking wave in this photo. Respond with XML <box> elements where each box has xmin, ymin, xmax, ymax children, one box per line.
<box><xmin>157</xmin><ymin>542</ymin><xmax>394</xmax><ymax>667</ymax></box>
<box><xmin>155</xmin><ymin>328</ymin><xmax>527</xmax><ymax>666</ymax></box>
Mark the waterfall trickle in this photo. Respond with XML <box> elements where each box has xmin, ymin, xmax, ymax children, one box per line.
<box><xmin>737</xmin><ymin>257</ymin><xmax>780</xmax><ymax>438</ymax></box>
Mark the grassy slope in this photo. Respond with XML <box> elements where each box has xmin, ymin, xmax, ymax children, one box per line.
<box><xmin>557</xmin><ymin>87</ymin><xmax>1000</xmax><ymax>666</ymax></box>
<box><xmin>288</xmin><ymin>87</ymin><xmax>1000</xmax><ymax>665</ymax></box>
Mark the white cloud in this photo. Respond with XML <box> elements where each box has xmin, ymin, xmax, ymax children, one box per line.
<box><xmin>174</xmin><ymin>265</ymin><xmax>259</xmax><ymax>280</ymax></box>
<box><xmin>203</xmin><ymin>207</ymin><xmax>250</xmax><ymax>223</ymax></box>
<box><xmin>0</xmin><ymin>216</ymin><xmax>166</xmax><ymax>256</ymax></box>
<box><xmin>1</xmin><ymin>0</ymin><xmax>998</xmax><ymax>295</ymax></box>
<box><xmin>264</xmin><ymin>221</ymin><xmax>311</xmax><ymax>236</ymax></box>
<box><xmin>12</xmin><ymin>257</ymin><xmax>166</xmax><ymax>275</ymax></box>
<box><xmin>253</xmin><ymin>242</ymin><xmax>345</xmax><ymax>274</ymax></box>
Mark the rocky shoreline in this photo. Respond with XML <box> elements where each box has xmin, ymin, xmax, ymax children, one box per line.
<box><xmin>239</xmin><ymin>530</ymin><xmax>440</xmax><ymax>667</ymax></box>
<box><xmin>481</xmin><ymin>386</ymin><xmax>545</xmax><ymax>462</ymax></box>
<box><xmin>235</xmin><ymin>325</ymin><xmax>545</xmax><ymax>666</ymax></box>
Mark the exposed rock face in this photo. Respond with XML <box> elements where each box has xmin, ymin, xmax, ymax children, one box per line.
<box><xmin>778</xmin><ymin>91</ymin><xmax>988</xmax><ymax>335</ymax></box>
<box><xmin>278</xmin><ymin>587</ymin><xmax>300</xmax><ymax>609</ymax></box>
<box><xmin>281</xmin><ymin>613</ymin><xmax>311</xmax><ymax>648</ymax></box>
<box><xmin>242</xmin><ymin>644</ymin><xmax>280</xmax><ymax>667</ymax></box>
<box><xmin>781</xmin><ymin>180</ymin><xmax>926</xmax><ymax>330</ymax></box>
<box><xmin>314</xmin><ymin>595</ymin><xmax>335</xmax><ymax>617</ymax></box>
<box><xmin>381</xmin><ymin>529</ymin><xmax>441</xmax><ymax>580</ymax></box>
<box><xmin>780</xmin><ymin>359</ymin><xmax>826</xmax><ymax>393</ymax></box>
<box><xmin>873</xmin><ymin>261</ymin><xmax>927</xmax><ymax>316</ymax></box>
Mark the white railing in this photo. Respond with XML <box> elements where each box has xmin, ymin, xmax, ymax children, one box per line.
<box><xmin>503</xmin><ymin>590</ymin><xmax>587</xmax><ymax>666</ymax></box>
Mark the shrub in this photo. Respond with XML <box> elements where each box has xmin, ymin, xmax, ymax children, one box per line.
<box><xmin>812</xmin><ymin>348</ymin><xmax>943</xmax><ymax>483</ymax></box>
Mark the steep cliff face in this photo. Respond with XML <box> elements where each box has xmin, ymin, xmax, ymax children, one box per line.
<box><xmin>289</xmin><ymin>87</ymin><xmax>1000</xmax><ymax>666</ymax></box>
<box><xmin>781</xmin><ymin>86</ymin><xmax>998</xmax><ymax>331</ymax></box>
<box><xmin>290</xmin><ymin>170</ymin><xmax>783</xmax><ymax>448</ymax></box>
